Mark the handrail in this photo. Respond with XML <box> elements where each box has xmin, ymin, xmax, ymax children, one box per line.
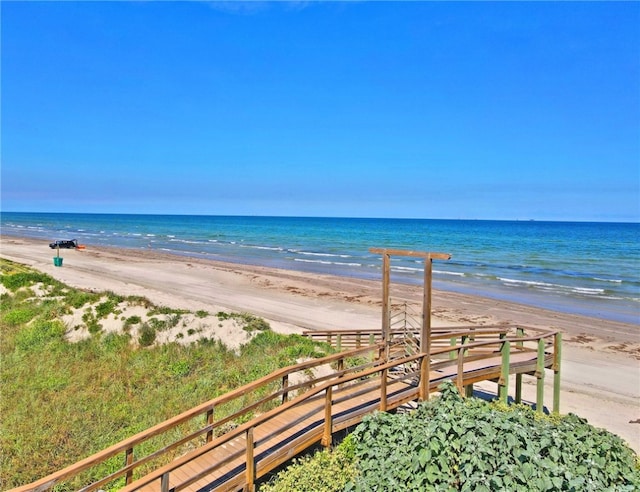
<box><xmin>124</xmin><ymin>329</ymin><xmax>560</xmax><ymax>491</ymax></box>
<box><xmin>121</xmin><ymin>351</ymin><xmax>427</xmax><ymax>490</ymax></box>
<box><xmin>9</xmin><ymin>344</ymin><xmax>384</xmax><ymax>492</ymax></box>
<box><xmin>11</xmin><ymin>326</ymin><xmax>561</xmax><ymax>492</ymax></box>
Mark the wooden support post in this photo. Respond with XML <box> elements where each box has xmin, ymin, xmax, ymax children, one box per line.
<box><xmin>419</xmin><ymin>355</ymin><xmax>429</xmax><ymax>401</ymax></box>
<box><xmin>282</xmin><ymin>375</ymin><xmax>289</xmax><ymax>404</ymax></box>
<box><xmin>499</xmin><ymin>340</ymin><xmax>510</xmax><ymax>404</ymax></box>
<box><xmin>515</xmin><ymin>374</ymin><xmax>523</xmax><ymax>404</ymax></box>
<box><xmin>369</xmin><ymin>333</ymin><xmax>375</xmax><ymax>346</ymax></box>
<box><xmin>336</xmin><ymin>334</ymin><xmax>342</xmax><ymax>352</ymax></box>
<box><xmin>456</xmin><ymin>347</ymin><xmax>465</xmax><ymax>394</ymax></box>
<box><xmin>516</xmin><ymin>327</ymin><xmax>524</xmax><ymax>347</ymax></box>
<box><xmin>462</xmin><ymin>334</ymin><xmax>470</xmax><ymax>356</ymax></box>
<box><xmin>322</xmin><ymin>386</ymin><xmax>333</xmax><ymax>448</ymax></box>
<box><xmin>553</xmin><ymin>332</ymin><xmax>562</xmax><ymax>414</ymax></box>
<box><xmin>161</xmin><ymin>472</ymin><xmax>170</xmax><ymax>492</ymax></box>
<box><xmin>125</xmin><ymin>447</ymin><xmax>134</xmax><ymax>485</ymax></box>
<box><xmin>421</xmin><ymin>256</ymin><xmax>432</xmax><ymax>355</ymax></box>
<box><xmin>246</xmin><ymin>428</ymin><xmax>255</xmax><ymax>492</ymax></box>
<box><xmin>449</xmin><ymin>337</ymin><xmax>457</xmax><ymax>360</ymax></box>
<box><xmin>382</xmin><ymin>253</ymin><xmax>390</xmax><ymax>360</ymax></box>
<box><xmin>206</xmin><ymin>407</ymin><xmax>215</xmax><ymax>442</ymax></box>
<box><xmin>380</xmin><ymin>368</ymin><xmax>388</xmax><ymax>411</ymax></box>
<box><xmin>465</xmin><ymin>384</ymin><xmax>474</xmax><ymax>397</ymax></box>
<box><xmin>515</xmin><ymin>327</ymin><xmax>524</xmax><ymax>404</ymax></box>
<box><xmin>536</xmin><ymin>338</ymin><xmax>545</xmax><ymax>413</ymax></box>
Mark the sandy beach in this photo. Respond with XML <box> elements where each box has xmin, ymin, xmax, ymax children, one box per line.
<box><xmin>1</xmin><ymin>235</ymin><xmax>638</xmax><ymax>453</ymax></box>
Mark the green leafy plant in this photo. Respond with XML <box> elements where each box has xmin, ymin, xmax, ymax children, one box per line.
<box><xmin>348</xmin><ymin>381</ymin><xmax>640</xmax><ymax>491</ymax></box>
<box><xmin>259</xmin><ymin>437</ymin><xmax>358</xmax><ymax>492</ymax></box>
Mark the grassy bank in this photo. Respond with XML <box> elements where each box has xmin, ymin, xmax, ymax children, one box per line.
<box><xmin>0</xmin><ymin>259</ymin><xmax>330</xmax><ymax>489</ymax></box>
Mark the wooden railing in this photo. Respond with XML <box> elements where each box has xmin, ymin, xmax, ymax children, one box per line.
<box><xmin>302</xmin><ymin>325</ymin><xmax>513</xmax><ymax>351</ymax></box>
<box><xmin>10</xmin><ymin>326</ymin><xmax>561</xmax><ymax>492</ymax></box>
<box><xmin>9</xmin><ymin>345</ymin><xmax>383</xmax><ymax>492</ymax></box>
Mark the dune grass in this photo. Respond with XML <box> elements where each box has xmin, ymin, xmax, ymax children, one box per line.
<box><xmin>0</xmin><ymin>259</ymin><xmax>330</xmax><ymax>489</ymax></box>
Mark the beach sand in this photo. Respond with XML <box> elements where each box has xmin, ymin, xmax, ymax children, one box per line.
<box><xmin>1</xmin><ymin>236</ymin><xmax>638</xmax><ymax>453</ymax></box>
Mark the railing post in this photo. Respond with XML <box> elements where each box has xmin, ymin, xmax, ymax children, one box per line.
<box><xmin>336</xmin><ymin>334</ymin><xmax>342</xmax><ymax>352</ymax></box>
<box><xmin>553</xmin><ymin>332</ymin><xmax>562</xmax><ymax>414</ymax></box>
<box><xmin>515</xmin><ymin>327</ymin><xmax>524</xmax><ymax>404</ymax></box>
<box><xmin>465</xmin><ymin>384</ymin><xmax>474</xmax><ymax>398</ymax></box>
<box><xmin>460</xmin><ymin>335</ymin><xmax>473</xmax><ymax>397</ymax></box>
<box><xmin>322</xmin><ymin>386</ymin><xmax>333</xmax><ymax>448</ymax></box>
<box><xmin>369</xmin><ymin>333</ymin><xmax>375</xmax><ymax>346</ymax></box>
<box><xmin>499</xmin><ymin>339</ymin><xmax>510</xmax><ymax>404</ymax></box>
<box><xmin>536</xmin><ymin>338</ymin><xmax>546</xmax><ymax>413</ymax></box>
<box><xmin>161</xmin><ymin>472</ymin><xmax>170</xmax><ymax>492</ymax></box>
<box><xmin>419</xmin><ymin>354</ymin><xmax>429</xmax><ymax>401</ymax></box>
<box><xmin>282</xmin><ymin>375</ymin><xmax>289</xmax><ymax>404</ymax></box>
<box><xmin>246</xmin><ymin>428</ymin><xmax>255</xmax><ymax>492</ymax></box>
<box><xmin>456</xmin><ymin>347</ymin><xmax>464</xmax><ymax>394</ymax></box>
<box><xmin>125</xmin><ymin>447</ymin><xmax>134</xmax><ymax>485</ymax></box>
<box><xmin>380</xmin><ymin>368</ymin><xmax>388</xmax><ymax>411</ymax></box>
<box><xmin>516</xmin><ymin>327</ymin><xmax>524</xmax><ymax>348</ymax></box>
<box><xmin>515</xmin><ymin>373</ymin><xmax>523</xmax><ymax>404</ymax></box>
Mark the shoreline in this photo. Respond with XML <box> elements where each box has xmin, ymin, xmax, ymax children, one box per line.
<box><xmin>1</xmin><ymin>235</ymin><xmax>639</xmax><ymax>452</ymax></box>
<box><xmin>2</xmin><ymin>215</ymin><xmax>638</xmax><ymax>326</ymax></box>
<box><xmin>2</xmin><ymin>234</ymin><xmax>637</xmax><ymax>343</ymax></box>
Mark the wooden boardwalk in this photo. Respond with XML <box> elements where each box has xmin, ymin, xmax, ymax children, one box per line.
<box><xmin>11</xmin><ymin>326</ymin><xmax>561</xmax><ymax>492</ymax></box>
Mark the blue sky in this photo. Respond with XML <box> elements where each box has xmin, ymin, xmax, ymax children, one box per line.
<box><xmin>2</xmin><ymin>1</ymin><xmax>639</xmax><ymax>221</ymax></box>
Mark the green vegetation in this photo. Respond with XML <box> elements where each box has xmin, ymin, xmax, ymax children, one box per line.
<box><xmin>260</xmin><ymin>438</ymin><xmax>358</xmax><ymax>492</ymax></box>
<box><xmin>0</xmin><ymin>259</ymin><xmax>330</xmax><ymax>489</ymax></box>
<box><xmin>260</xmin><ymin>382</ymin><xmax>640</xmax><ymax>492</ymax></box>
<box><xmin>217</xmin><ymin>310</ymin><xmax>271</xmax><ymax>333</ymax></box>
<box><xmin>5</xmin><ymin>258</ymin><xmax>637</xmax><ymax>491</ymax></box>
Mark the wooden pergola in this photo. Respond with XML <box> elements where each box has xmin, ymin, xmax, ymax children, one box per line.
<box><xmin>369</xmin><ymin>248</ymin><xmax>451</xmax><ymax>356</ymax></box>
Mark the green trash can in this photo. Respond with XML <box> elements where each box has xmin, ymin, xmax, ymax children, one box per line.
<box><xmin>53</xmin><ymin>257</ymin><xmax>63</xmax><ymax>267</ymax></box>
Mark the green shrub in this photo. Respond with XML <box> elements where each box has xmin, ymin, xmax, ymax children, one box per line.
<box><xmin>95</xmin><ymin>299</ymin><xmax>118</xmax><ymax>319</ymax></box>
<box><xmin>348</xmin><ymin>381</ymin><xmax>640</xmax><ymax>491</ymax></box>
<box><xmin>169</xmin><ymin>361</ymin><xmax>191</xmax><ymax>377</ymax></box>
<box><xmin>216</xmin><ymin>311</ymin><xmax>269</xmax><ymax>332</ymax></box>
<box><xmin>148</xmin><ymin>317</ymin><xmax>167</xmax><ymax>331</ymax></box>
<box><xmin>87</xmin><ymin>320</ymin><xmax>102</xmax><ymax>335</ymax></box>
<box><xmin>148</xmin><ymin>306</ymin><xmax>188</xmax><ymax>316</ymax></box>
<box><xmin>123</xmin><ymin>315</ymin><xmax>142</xmax><ymax>330</ymax></box>
<box><xmin>3</xmin><ymin>307</ymin><xmax>38</xmax><ymax>326</ymax></box>
<box><xmin>0</xmin><ymin>271</ymin><xmax>52</xmax><ymax>291</ymax></box>
<box><xmin>138</xmin><ymin>323</ymin><xmax>156</xmax><ymax>347</ymax></box>
<box><xmin>14</xmin><ymin>319</ymin><xmax>66</xmax><ymax>351</ymax></box>
<box><xmin>65</xmin><ymin>290</ymin><xmax>100</xmax><ymax>309</ymax></box>
<box><xmin>259</xmin><ymin>438</ymin><xmax>358</xmax><ymax>492</ymax></box>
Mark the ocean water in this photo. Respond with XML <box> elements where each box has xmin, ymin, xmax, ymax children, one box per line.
<box><xmin>1</xmin><ymin>212</ymin><xmax>638</xmax><ymax>325</ymax></box>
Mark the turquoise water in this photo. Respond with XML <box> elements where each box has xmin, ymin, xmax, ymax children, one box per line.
<box><xmin>1</xmin><ymin>212</ymin><xmax>638</xmax><ymax>324</ymax></box>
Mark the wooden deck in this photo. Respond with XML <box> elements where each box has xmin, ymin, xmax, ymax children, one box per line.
<box><xmin>10</xmin><ymin>326</ymin><xmax>561</xmax><ymax>492</ymax></box>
